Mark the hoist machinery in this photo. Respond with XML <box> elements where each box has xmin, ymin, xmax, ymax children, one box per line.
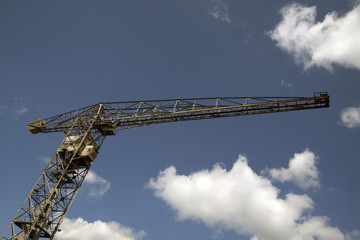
<box><xmin>1</xmin><ymin>92</ymin><xmax>330</xmax><ymax>240</ymax></box>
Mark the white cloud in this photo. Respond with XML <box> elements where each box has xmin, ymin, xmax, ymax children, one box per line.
<box><xmin>208</xmin><ymin>0</ymin><xmax>231</xmax><ymax>24</ymax></box>
<box><xmin>346</xmin><ymin>230</ymin><xmax>360</xmax><ymax>240</ymax></box>
<box><xmin>280</xmin><ymin>79</ymin><xmax>292</xmax><ymax>88</ymax></box>
<box><xmin>268</xmin><ymin>149</ymin><xmax>320</xmax><ymax>190</ymax></box>
<box><xmin>14</xmin><ymin>105</ymin><xmax>29</xmax><ymax>115</ymax></box>
<box><xmin>294</xmin><ymin>217</ymin><xmax>346</xmax><ymax>240</ymax></box>
<box><xmin>268</xmin><ymin>3</ymin><xmax>360</xmax><ymax>71</ymax></box>
<box><xmin>55</xmin><ymin>217</ymin><xmax>146</xmax><ymax>240</ymax></box>
<box><xmin>340</xmin><ymin>106</ymin><xmax>360</xmax><ymax>128</ymax></box>
<box><xmin>147</xmin><ymin>153</ymin><xmax>346</xmax><ymax>240</ymax></box>
<box><xmin>0</xmin><ymin>103</ymin><xmax>29</xmax><ymax>117</ymax></box>
<box><xmin>83</xmin><ymin>170</ymin><xmax>111</xmax><ymax>198</ymax></box>
<box><xmin>36</xmin><ymin>155</ymin><xmax>51</xmax><ymax>164</ymax></box>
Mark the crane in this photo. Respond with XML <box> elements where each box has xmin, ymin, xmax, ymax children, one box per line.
<box><xmin>1</xmin><ymin>92</ymin><xmax>330</xmax><ymax>240</ymax></box>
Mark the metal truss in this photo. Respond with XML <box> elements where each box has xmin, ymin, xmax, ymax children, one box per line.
<box><xmin>1</xmin><ymin>92</ymin><xmax>329</xmax><ymax>240</ymax></box>
<box><xmin>1</xmin><ymin>105</ymin><xmax>106</xmax><ymax>240</ymax></box>
<box><xmin>28</xmin><ymin>92</ymin><xmax>330</xmax><ymax>134</ymax></box>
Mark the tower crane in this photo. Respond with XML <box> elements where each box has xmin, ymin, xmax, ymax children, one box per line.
<box><xmin>1</xmin><ymin>92</ymin><xmax>330</xmax><ymax>240</ymax></box>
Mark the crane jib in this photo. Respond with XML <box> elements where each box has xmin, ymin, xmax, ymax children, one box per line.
<box><xmin>26</xmin><ymin>93</ymin><xmax>329</xmax><ymax>134</ymax></box>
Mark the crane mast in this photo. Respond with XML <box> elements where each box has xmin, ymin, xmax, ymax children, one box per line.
<box><xmin>1</xmin><ymin>93</ymin><xmax>330</xmax><ymax>240</ymax></box>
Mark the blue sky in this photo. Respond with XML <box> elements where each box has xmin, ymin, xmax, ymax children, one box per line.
<box><xmin>1</xmin><ymin>1</ymin><xmax>360</xmax><ymax>239</ymax></box>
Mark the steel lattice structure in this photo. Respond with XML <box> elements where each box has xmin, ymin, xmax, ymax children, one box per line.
<box><xmin>1</xmin><ymin>92</ymin><xmax>330</xmax><ymax>240</ymax></box>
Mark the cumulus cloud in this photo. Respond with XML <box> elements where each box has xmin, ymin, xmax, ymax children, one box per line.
<box><xmin>340</xmin><ymin>106</ymin><xmax>360</xmax><ymax>128</ymax></box>
<box><xmin>55</xmin><ymin>217</ymin><xmax>146</xmax><ymax>240</ymax></box>
<box><xmin>83</xmin><ymin>171</ymin><xmax>111</xmax><ymax>198</ymax></box>
<box><xmin>208</xmin><ymin>0</ymin><xmax>231</xmax><ymax>23</ymax></box>
<box><xmin>268</xmin><ymin>3</ymin><xmax>360</xmax><ymax>71</ymax></box>
<box><xmin>147</xmin><ymin>152</ymin><xmax>346</xmax><ymax>240</ymax></box>
<box><xmin>268</xmin><ymin>149</ymin><xmax>320</xmax><ymax>190</ymax></box>
<box><xmin>346</xmin><ymin>230</ymin><xmax>360</xmax><ymax>240</ymax></box>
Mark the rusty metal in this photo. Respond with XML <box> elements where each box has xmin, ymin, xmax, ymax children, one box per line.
<box><xmin>1</xmin><ymin>92</ymin><xmax>329</xmax><ymax>240</ymax></box>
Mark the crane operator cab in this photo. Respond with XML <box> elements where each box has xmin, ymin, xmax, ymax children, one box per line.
<box><xmin>57</xmin><ymin>135</ymin><xmax>98</xmax><ymax>170</ymax></box>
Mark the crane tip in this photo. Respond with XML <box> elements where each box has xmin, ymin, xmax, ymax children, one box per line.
<box><xmin>28</xmin><ymin>118</ymin><xmax>46</xmax><ymax>134</ymax></box>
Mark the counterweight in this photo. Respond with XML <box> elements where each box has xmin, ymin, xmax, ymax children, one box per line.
<box><xmin>1</xmin><ymin>93</ymin><xmax>329</xmax><ymax>240</ymax></box>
